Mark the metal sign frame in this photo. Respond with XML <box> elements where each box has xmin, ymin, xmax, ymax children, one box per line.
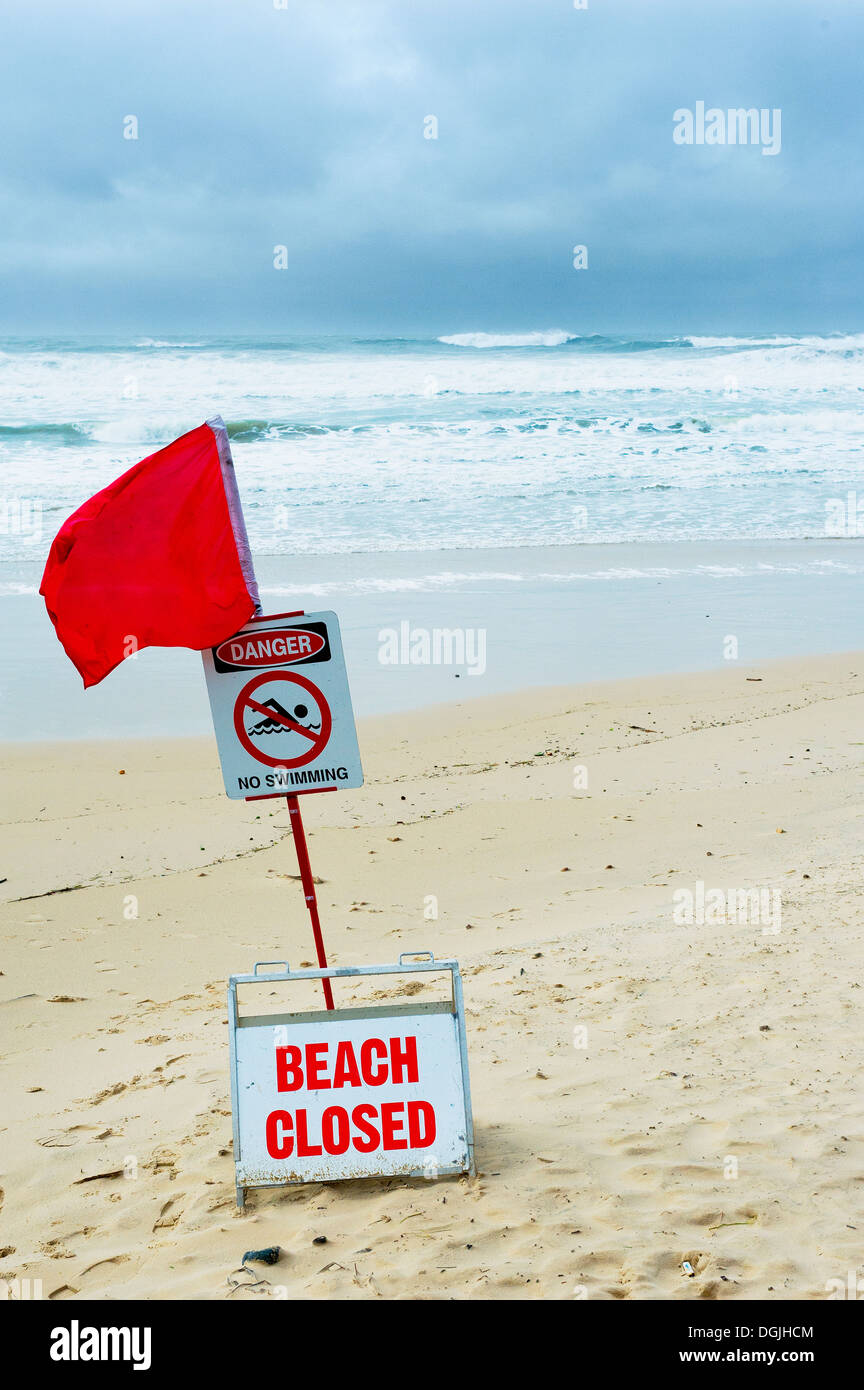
<box><xmin>227</xmin><ymin>952</ymin><xmax>475</xmax><ymax>1208</ymax></box>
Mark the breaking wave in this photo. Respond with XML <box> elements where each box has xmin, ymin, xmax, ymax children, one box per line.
<box><xmin>438</xmin><ymin>330</ymin><xmax>578</xmax><ymax>348</ymax></box>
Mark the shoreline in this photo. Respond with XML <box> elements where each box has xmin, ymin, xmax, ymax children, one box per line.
<box><xmin>2</xmin><ymin>639</ymin><xmax>863</xmax><ymax>754</ymax></box>
<box><xmin>2</xmin><ymin>535</ymin><xmax>864</xmax><ymax>740</ymax></box>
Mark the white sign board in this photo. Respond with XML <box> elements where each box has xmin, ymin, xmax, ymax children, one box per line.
<box><xmin>202</xmin><ymin>610</ymin><xmax>362</xmax><ymax>800</ymax></box>
<box><xmin>228</xmin><ymin>960</ymin><xmax>474</xmax><ymax>1197</ymax></box>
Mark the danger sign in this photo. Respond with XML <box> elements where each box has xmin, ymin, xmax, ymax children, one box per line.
<box><xmin>202</xmin><ymin>611</ymin><xmax>362</xmax><ymax>799</ymax></box>
<box><xmin>228</xmin><ymin>956</ymin><xmax>475</xmax><ymax>1199</ymax></box>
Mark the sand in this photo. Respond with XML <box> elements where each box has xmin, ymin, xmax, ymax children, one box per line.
<box><xmin>1</xmin><ymin>652</ymin><xmax>863</xmax><ymax>1301</ymax></box>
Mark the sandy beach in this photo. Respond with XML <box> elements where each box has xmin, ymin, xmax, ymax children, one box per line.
<box><xmin>1</xmin><ymin>650</ymin><xmax>863</xmax><ymax>1301</ymax></box>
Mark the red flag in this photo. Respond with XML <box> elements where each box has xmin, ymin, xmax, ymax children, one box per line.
<box><xmin>40</xmin><ymin>418</ymin><xmax>259</xmax><ymax>687</ymax></box>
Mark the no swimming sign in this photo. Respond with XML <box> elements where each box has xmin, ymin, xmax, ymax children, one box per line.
<box><xmin>202</xmin><ymin>610</ymin><xmax>363</xmax><ymax>799</ymax></box>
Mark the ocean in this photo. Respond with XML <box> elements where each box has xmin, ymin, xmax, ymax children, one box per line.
<box><xmin>1</xmin><ymin>331</ymin><xmax>862</xmax><ymax>738</ymax></box>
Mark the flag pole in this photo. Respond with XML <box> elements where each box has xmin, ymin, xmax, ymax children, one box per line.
<box><xmin>208</xmin><ymin>415</ymin><xmax>262</xmax><ymax>616</ymax></box>
<box><xmin>209</xmin><ymin>416</ymin><xmax>334</xmax><ymax>1009</ymax></box>
<box><xmin>286</xmin><ymin>794</ymin><xmax>335</xmax><ymax>1010</ymax></box>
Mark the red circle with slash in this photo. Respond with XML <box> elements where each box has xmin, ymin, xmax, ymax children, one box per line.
<box><xmin>233</xmin><ymin>671</ymin><xmax>332</xmax><ymax>768</ymax></box>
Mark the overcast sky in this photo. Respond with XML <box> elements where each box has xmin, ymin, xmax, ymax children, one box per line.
<box><xmin>1</xmin><ymin>0</ymin><xmax>861</xmax><ymax>337</ymax></box>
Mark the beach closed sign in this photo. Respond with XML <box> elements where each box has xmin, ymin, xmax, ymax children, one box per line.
<box><xmin>202</xmin><ymin>610</ymin><xmax>363</xmax><ymax>799</ymax></box>
<box><xmin>228</xmin><ymin>958</ymin><xmax>475</xmax><ymax>1198</ymax></box>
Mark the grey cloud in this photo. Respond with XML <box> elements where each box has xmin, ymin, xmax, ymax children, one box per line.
<box><xmin>0</xmin><ymin>0</ymin><xmax>861</xmax><ymax>334</ymax></box>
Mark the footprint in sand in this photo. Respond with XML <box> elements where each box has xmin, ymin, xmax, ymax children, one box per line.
<box><xmin>38</xmin><ymin>1126</ymin><xmax>97</xmax><ymax>1148</ymax></box>
<box><xmin>81</xmin><ymin>1080</ymin><xmax>134</xmax><ymax>1106</ymax></box>
<box><xmin>40</xmin><ymin>1237</ymin><xmax>77</xmax><ymax>1261</ymax></box>
<box><xmin>77</xmin><ymin>1254</ymin><xmax>130</xmax><ymax>1282</ymax></box>
<box><xmin>152</xmin><ymin>1196</ymin><xmax>184</xmax><ymax>1232</ymax></box>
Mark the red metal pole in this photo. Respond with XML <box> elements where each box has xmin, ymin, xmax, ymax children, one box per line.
<box><xmin>286</xmin><ymin>793</ymin><xmax>334</xmax><ymax>1010</ymax></box>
